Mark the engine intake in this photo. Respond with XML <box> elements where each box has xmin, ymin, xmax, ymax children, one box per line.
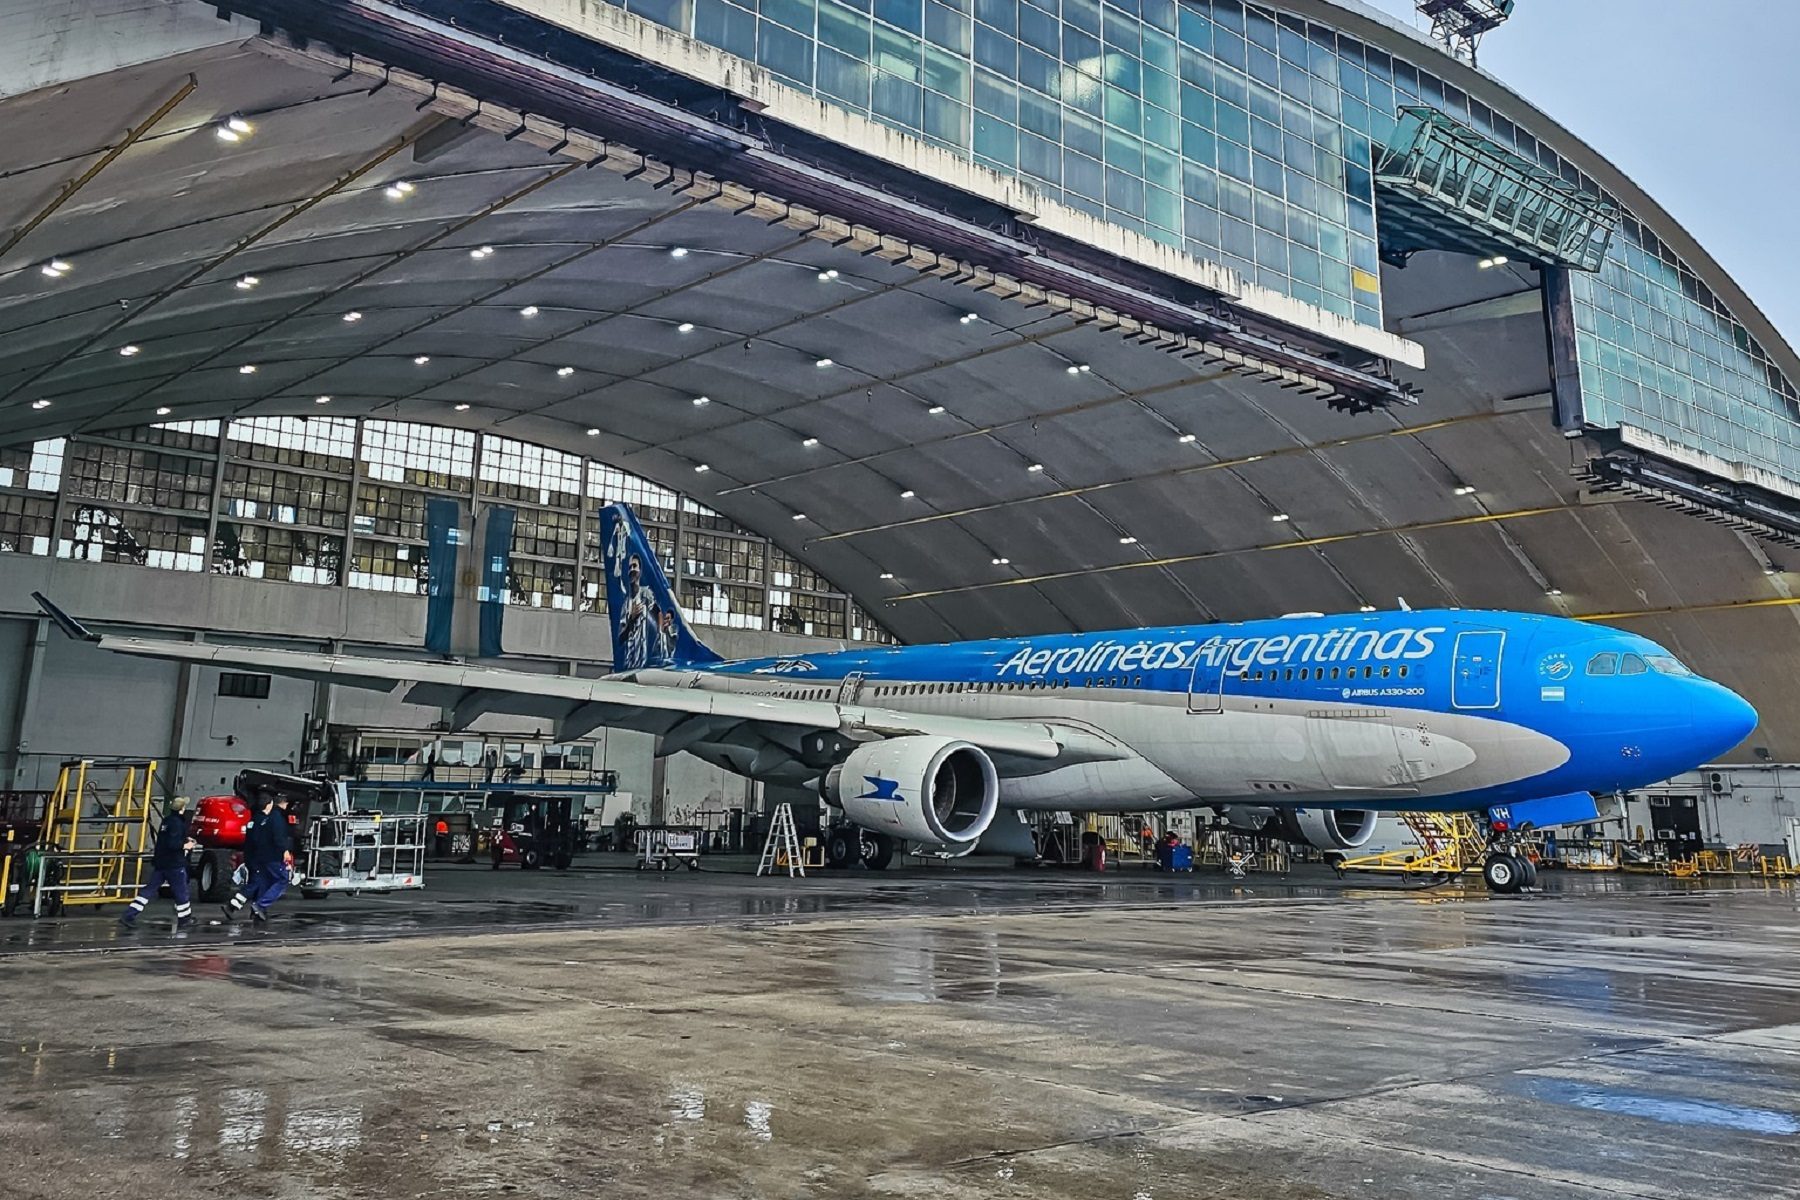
<box><xmin>824</xmin><ymin>736</ymin><xmax>999</xmax><ymax>848</ymax></box>
<box><xmin>1275</xmin><ymin>807</ymin><xmax>1379</xmax><ymax>852</ymax></box>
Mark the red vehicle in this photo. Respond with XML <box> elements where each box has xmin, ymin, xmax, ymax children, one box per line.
<box><xmin>187</xmin><ymin>771</ymin><xmax>322</xmax><ymax>901</ymax></box>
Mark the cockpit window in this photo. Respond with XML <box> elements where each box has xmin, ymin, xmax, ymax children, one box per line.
<box><xmin>1647</xmin><ymin>655</ymin><xmax>1693</xmax><ymax>676</ymax></box>
<box><xmin>1586</xmin><ymin>652</ymin><xmax>1618</xmax><ymax>676</ymax></box>
<box><xmin>1620</xmin><ymin>654</ymin><xmax>1647</xmax><ymax>675</ymax></box>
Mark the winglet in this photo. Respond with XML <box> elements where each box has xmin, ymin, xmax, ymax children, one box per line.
<box><xmin>31</xmin><ymin>592</ymin><xmax>101</xmax><ymax>642</ymax></box>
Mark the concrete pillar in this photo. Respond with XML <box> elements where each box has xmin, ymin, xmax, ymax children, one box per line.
<box><xmin>6</xmin><ymin>616</ymin><xmax>47</xmax><ymax>788</ymax></box>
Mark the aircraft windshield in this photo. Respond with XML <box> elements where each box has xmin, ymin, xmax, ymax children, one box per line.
<box><xmin>1646</xmin><ymin>655</ymin><xmax>1693</xmax><ymax>676</ymax></box>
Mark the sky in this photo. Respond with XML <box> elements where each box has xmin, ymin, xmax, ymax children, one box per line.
<box><xmin>1359</xmin><ymin>0</ymin><xmax>1800</xmax><ymax>343</ymax></box>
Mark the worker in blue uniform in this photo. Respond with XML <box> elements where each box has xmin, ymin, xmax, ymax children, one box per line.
<box><xmin>120</xmin><ymin>796</ymin><xmax>198</xmax><ymax>931</ymax></box>
<box><xmin>222</xmin><ymin>794</ymin><xmax>294</xmax><ymax>926</ymax></box>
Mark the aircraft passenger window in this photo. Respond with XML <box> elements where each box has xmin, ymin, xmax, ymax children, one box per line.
<box><xmin>1399</xmin><ymin>666</ymin><xmax>1409</xmax><ymax>678</ymax></box>
<box><xmin>1364</xmin><ymin>667</ymin><xmax>1374</xmax><ymax>678</ymax></box>
<box><xmin>1620</xmin><ymin>654</ymin><xmax>1647</xmax><ymax>675</ymax></box>
<box><xmin>1587</xmin><ymin>653</ymin><xmax>1618</xmax><ymax>676</ymax></box>
<box><xmin>1330</xmin><ymin>667</ymin><xmax>1340</xmax><ymax>679</ymax></box>
<box><xmin>1381</xmin><ymin>666</ymin><xmax>1391</xmax><ymax>678</ymax></box>
<box><xmin>1133</xmin><ymin>676</ymin><xmax>1143</xmax><ymax>687</ymax></box>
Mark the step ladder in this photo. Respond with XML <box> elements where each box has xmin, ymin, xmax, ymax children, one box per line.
<box><xmin>756</xmin><ymin>803</ymin><xmax>804</xmax><ymax>878</ymax></box>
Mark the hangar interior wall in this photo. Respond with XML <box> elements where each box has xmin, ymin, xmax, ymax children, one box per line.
<box><xmin>0</xmin><ymin>418</ymin><xmax>882</xmax><ymax>815</ymax></box>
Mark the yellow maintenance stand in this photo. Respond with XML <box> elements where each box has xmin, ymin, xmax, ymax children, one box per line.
<box><xmin>25</xmin><ymin>759</ymin><xmax>157</xmax><ymax>917</ymax></box>
<box><xmin>1335</xmin><ymin>812</ymin><xmax>1491</xmax><ymax>881</ymax></box>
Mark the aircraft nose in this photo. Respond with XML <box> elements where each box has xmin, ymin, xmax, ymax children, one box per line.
<box><xmin>1691</xmin><ymin>683</ymin><xmax>1758</xmax><ymax>759</ymax></box>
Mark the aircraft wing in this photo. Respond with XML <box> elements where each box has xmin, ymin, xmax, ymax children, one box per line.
<box><xmin>35</xmin><ymin>596</ymin><xmax>1130</xmax><ymax>773</ymax></box>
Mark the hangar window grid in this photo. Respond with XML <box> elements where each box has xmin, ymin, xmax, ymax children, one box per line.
<box><xmin>3</xmin><ymin>417</ymin><xmax>895</xmax><ymax>642</ymax></box>
<box><xmin>62</xmin><ymin>442</ymin><xmax>214</xmax><ymax>514</ymax></box>
<box><xmin>61</xmin><ymin>506</ymin><xmax>208</xmax><ymax>572</ymax></box>
<box><xmin>214</xmin><ymin>522</ymin><xmax>344</xmax><ymax>585</ymax></box>
<box><xmin>227</xmin><ymin>416</ymin><xmax>357</xmax><ymax>471</ymax></box>
<box><xmin>480</xmin><ymin>436</ymin><xmax>584</xmax><ymax>509</ymax></box>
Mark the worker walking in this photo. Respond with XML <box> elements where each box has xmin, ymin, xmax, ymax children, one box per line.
<box><xmin>221</xmin><ymin>794</ymin><xmax>294</xmax><ymax>926</ymax></box>
<box><xmin>120</xmin><ymin>796</ymin><xmax>198</xmax><ymax>931</ymax></box>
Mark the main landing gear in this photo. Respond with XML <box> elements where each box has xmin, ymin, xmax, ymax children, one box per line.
<box><xmin>1480</xmin><ymin>818</ymin><xmax>1539</xmax><ymax>894</ymax></box>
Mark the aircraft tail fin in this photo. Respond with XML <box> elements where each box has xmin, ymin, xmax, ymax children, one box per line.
<box><xmin>597</xmin><ymin>502</ymin><xmax>722</xmax><ymax>672</ymax></box>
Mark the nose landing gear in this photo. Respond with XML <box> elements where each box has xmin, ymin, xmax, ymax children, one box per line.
<box><xmin>1481</xmin><ymin>818</ymin><xmax>1539</xmax><ymax>894</ymax></box>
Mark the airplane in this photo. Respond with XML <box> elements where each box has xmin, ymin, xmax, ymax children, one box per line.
<box><xmin>33</xmin><ymin>502</ymin><xmax>1757</xmax><ymax>894</ymax></box>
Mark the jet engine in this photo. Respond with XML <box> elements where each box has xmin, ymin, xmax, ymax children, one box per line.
<box><xmin>823</xmin><ymin>736</ymin><xmax>999</xmax><ymax>849</ymax></box>
<box><xmin>1274</xmin><ymin>807</ymin><xmax>1380</xmax><ymax>851</ymax></box>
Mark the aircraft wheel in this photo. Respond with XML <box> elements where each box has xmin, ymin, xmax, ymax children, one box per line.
<box><xmin>1518</xmin><ymin>856</ymin><xmax>1539</xmax><ymax>890</ymax></box>
<box><xmin>824</xmin><ymin>829</ymin><xmax>858</xmax><ymax>869</ymax></box>
<box><xmin>1482</xmin><ymin>853</ymin><xmax>1522</xmax><ymax>894</ymax></box>
<box><xmin>860</xmin><ymin>831</ymin><xmax>895</xmax><ymax>871</ymax></box>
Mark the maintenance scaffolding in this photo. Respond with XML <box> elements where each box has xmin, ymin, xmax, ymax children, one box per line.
<box><xmin>25</xmin><ymin>759</ymin><xmax>156</xmax><ymax>917</ymax></box>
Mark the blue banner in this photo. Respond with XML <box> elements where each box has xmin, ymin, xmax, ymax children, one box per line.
<box><xmin>423</xmin><ymin>497</ymin><xmax>462</xmax><ymax>655</ymax></box>
<box><xmin>479</xmin><ymin>505</ymin><xmax>514</xmax><ymax>659</ymax></box>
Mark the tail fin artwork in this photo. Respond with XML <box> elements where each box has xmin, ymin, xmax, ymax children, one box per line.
<box><xmin>598</xmin><ymin>502</ymin><xmax>722</xmax><ymax>672</ymax></box>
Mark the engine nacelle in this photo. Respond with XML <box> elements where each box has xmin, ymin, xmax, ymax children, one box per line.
<box><xmin>1274</xmin><ymin>807</ymin><xmax>1379</xmax><ymax>852</ymax></box>
<box><xmin>823</xmin><ymin>737</ymin><xmax>999</xmax><ymax>849</ymax></box>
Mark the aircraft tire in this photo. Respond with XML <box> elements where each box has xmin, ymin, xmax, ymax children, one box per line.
<box><xmin>824</xmin><ymin>829</ymin><xmax>858</xmax><ymax>869</ymax></box>
<box><xmin>1517</xmin><ymin>856</ymin><xmax>1539</xmax><ymax>890</ymax></box>
<box><xmin>1482</xmin><ymin>854</ymin><xmax>1522</xmax><ymax>894</ymax></box>
<box><xmin>861</xmin><ymin>831</ymin><xmax>895</xmax><ymax>871</ymax></box>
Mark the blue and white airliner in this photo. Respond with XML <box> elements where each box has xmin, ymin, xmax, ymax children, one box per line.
<box><xmin>36</xmin><ymin>502</ymin><xmax>1756</xmax><ymax>893</ymax></box>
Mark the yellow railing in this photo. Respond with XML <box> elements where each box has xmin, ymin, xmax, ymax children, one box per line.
<box><xmin>30</xmin><ymin>760</ymin><xmax>156</xmax><ymax>915</ymax></box>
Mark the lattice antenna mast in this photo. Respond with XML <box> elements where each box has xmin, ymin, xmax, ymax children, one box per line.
<box><xmin>1416</xmin><ymin>0</ymin><xmax>1516</xmax><ymax>67</ymax></box>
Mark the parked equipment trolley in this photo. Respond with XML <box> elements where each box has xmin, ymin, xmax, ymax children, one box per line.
<box><xmin>635</xmin><ymin>825</ymin><xmax>702</xmax><ymax>871</ymax></box>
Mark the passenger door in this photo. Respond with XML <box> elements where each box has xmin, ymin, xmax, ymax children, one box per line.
<box><xmin>1452</xmin><ymin>630</ymin><xmax>1505</xmax><ymax>710</ymax></box>
<box><xmin>1187</xmin><ymin>652</ymin><xmax>1226</xmax><ymax>713</ymax></box>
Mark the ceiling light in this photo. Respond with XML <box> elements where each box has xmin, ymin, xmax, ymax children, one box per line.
<box><xmin>1453</xmin><ymin>484</ymin><xmax>1477</xmax><ymax>496</ymax></box>
<box><xmin>1359</xmin><ymin>605</ymin><xmax>1377</xmax><ymax>613</ymax></box>
<box><xmin>1119</xmin><ymin>536</ymin><xmax>1138</xmax><ymax>544</ymax></box>
<box><xmin>694</xmin><ymin>463</ymin><xmax>710</xmax><ymax>473</ymax></box>
<box><xmin>817</xmin><ymin>269</ymin><xmax>838</xmax><ymax>280</ymax></box>
<box><xmin>238</xmin><ymin>364</ymin><xmax>257</xmax><ymax>374</ymax></box>
<box><xmin>586</xmin><ymin>428</ymin><xmax>600</xmax><ymax>437</ymax></box>
<box><xmin>1478</xmin><ymin>255</ymin><xmax>1509</xmax><ymax>269</ymax></box>
<box><xmin>900</xmin><ymin>489</ymin><xmax>915</xmax><ymax>499</ymax></box>
<box><xmin>991</xmin><ymin>557</ymin><xmax>1010</xmax><ymax>566</ymax></box>
<box><xmin>40</xmin><ymin>260</ymin><xmax>70</xmax><ymax>278</ymax></box>
<box><xmin>802</xmin><ymin>436</ymin><xmax>819</xmax><ymax>447</ymax></box>
<box><xmin>155</xmin><ymin>406</ymin><xmax>172</xmax><ymax>416</ymax></box>
<box><xmin>1066</xmin><ymin>365</ymin><xmax>1081</xmax><ymax>375</ymax></box>
<box><xmin>1546</xmin><ymin>588</ymin><xmax>1563</xmax><ymax>597</ymax></box>
<box><xmin>315</xmin><ymin>396</ymin><xmax>331</xmax><ymax>404</ymax></box>
<box><xmin>677</xmin><ymin>322</ymin><xmax>695</xmax><ymax>333</ymax></box>
<box><xmin>119</xmin><ymin>345</ymin><xmax>140</xmax><ymax>357</ymax></box>
<box><xmin>226</xmin><ymin>116</ymin><xmax>254</xmax><ymax>135</ymax></box>
<box><xmin>413</xmin><ymin>355</ymin><xmax>430</xmax><ymax>365</ymax></box>
<box><xmin>469</xmin><ymin>246</ymin><xmax>494</xmax><ymax>259</ymax></box>
<box><xmin>1027</xmin><ymin>463</ymin><xmax>1044</xmax><ymax>473</ymax></box>
<box><xmin>342</xmin><ymin>311</ymin><xmax>362</xmax><ymax>322</ymax></box>
<box><xmin>557</xmin><ymin>366</ymin><xmax>576</xmax><ymax>377</ymax></box>
<box><xmin>519</xmin><ymin>306</ymin><xmax>539</xmax><ymax>317</ymax></box>
<box><xmin>792</xmin><ymin>513</ymin><xmax>807</xmax><ymax>521</ymax></box>
<box><xmin>927</xmin><ymin>405</ymin><xmax>945</xmax><ymax>414</ymax></box>
<box><xmin>1178</xmin><ymin>433</ymin><xmax>1197</xmax><ymax>443</ymax></box>
<box><xmin>692</xmin><ymin>396</ymin><xmax>710</xmax><ymax>407</ymax></box>
<box><xmin>879</xmin><ymin>572</ymin><xmax>894</xmax><ymax>580</ymax></box>
<box><xmin>1764</xmin><ymin>566</ymin><xmax>1779</xmax><ymax>576</ymax></box>
<box><xmin>670</xmin><ymin>247</ymin><xmax>688</xmax><ymax>258</ymax></box>
<box><xmin>960</xmin><ymin>313</ymin><xmax>978</xmax><ymax>324</ymax></box>
<box><xmin>1244</xmin><ymin>454</ymin><xmax>1264</xmax><ymax>463</ymax></box>
<box><xmin>235</xmin><ymin>275</ymin><xmax>259</xmax><ymax>290</ymax></box>
<box><xmin>1270</xmin><ymin>512</ymin><xmax>1290</xmax><ymax>522</ymax></box>
<box><xmin>30</xmin><ymin>399</ymin><xmax>50</xmax><ymax>410</ymax></box>
<box><xmin>384</xmin><ymin>180</ymin><xmax>416</xmax><ymax>200</ymax></box>
<box><xmin>454</xmin><ymin>403</ymin><xmax>470</xmax><ymax>412</ymax></box>
<box><xmin>815</xmin><ymin>357</ymin><xmax>833</xmax><ymax>368</ymax></box>
<box><xmin>216</xmin><ymin>124</ymin><xmax>242</xmax><ymax>143</ymax></box>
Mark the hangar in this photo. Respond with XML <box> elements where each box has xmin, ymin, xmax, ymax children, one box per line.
<box><xmin>3</xmin><ymin>2</ymin><xmax>1799</xmax><ymax>1196</ymax></box>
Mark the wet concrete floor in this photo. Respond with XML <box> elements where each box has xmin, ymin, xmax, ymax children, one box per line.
<box><xmin>3</xmin><ymin>865</ymin><xmax>1798</xmax><ymax>1197</ymax></box>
